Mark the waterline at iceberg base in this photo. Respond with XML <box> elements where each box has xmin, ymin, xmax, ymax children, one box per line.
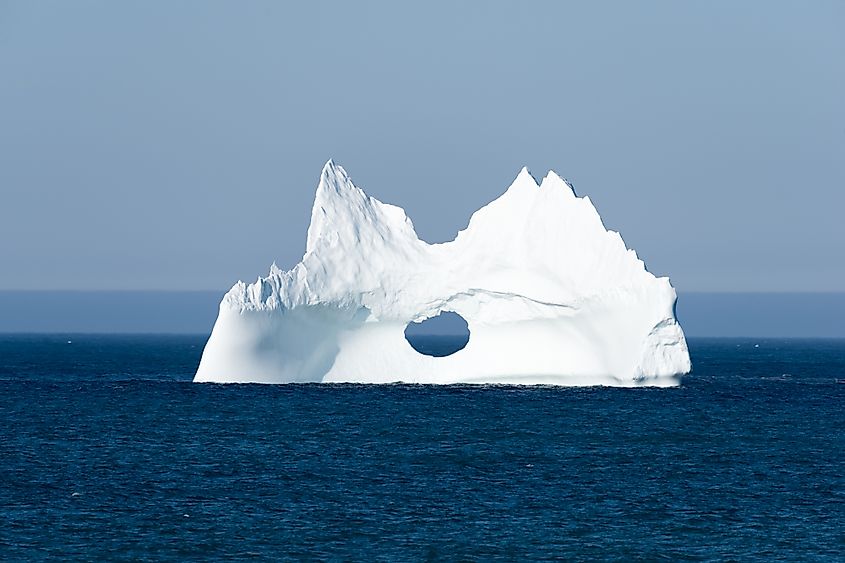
<box><xmin>195</xmin><ymin>161</ymin><xmax>691</xmax><ymax>385</ymax></box>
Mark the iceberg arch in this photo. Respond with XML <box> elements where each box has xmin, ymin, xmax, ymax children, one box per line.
<box><xmin>194</xmin><ymin>161</ymin><xmax>691</xmax><ymax>386</ymax></box>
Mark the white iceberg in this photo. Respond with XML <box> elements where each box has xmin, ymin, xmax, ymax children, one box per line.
<box><xmin>195</xmin><ymin>161</ymin><xmax>691</xmax><ymax>386</ymax></box>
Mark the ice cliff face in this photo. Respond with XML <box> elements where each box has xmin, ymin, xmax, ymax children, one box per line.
<box><xmin>195</xmin><ymin>161</ymin><xmax>691</xmax><ymax>385</ymax></box>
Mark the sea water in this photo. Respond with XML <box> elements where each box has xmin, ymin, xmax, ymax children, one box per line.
<box><xmin>1</xmin><ymin>335</ymin><xmax>843</xmax><ymax>560</ymax></box>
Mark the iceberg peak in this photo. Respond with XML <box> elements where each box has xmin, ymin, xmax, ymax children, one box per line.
<box><xmin>541</xmin><ymin>169</ymin><xmax>577</xmax><ymax>197</ymax></box>
<box><xmin>507</xmin><ymin>166</ymin><xmax>540</xmax><ymax>193</ymax></box>
<box><xmin>306</xmin><ymin>160</ymin><xmax>374</xmax><ymax>253</ymax></box>
<box><xmin>316</xmin><ymin>158</ymin><xmax>354</xmax><ymax>195</ymax></box>
<box><xmin>517</xmin><ymin>166</ymin><xmax>538</xmax><ymax>184</ymax></box>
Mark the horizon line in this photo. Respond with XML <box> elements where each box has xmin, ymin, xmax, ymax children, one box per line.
<box><xmin>1</xmin><ymin>289</ymin><xmax>844</xmax><ymax>294</ymax></box>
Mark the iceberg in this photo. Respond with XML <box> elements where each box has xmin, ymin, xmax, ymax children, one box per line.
<box><xmin>195</xmin><ymin>160</ymin><xmax>691</xmax><ymax>386</ymax></box>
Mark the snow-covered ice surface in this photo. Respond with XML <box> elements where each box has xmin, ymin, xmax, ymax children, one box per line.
<box><xmin>195</xmin><ymin>161</ymin><xmax>691</xmax><ymax>386</ymax></box>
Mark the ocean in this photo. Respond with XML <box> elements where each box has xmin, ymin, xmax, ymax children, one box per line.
<box><xmin>1</xmin><ymin>335</ymin><xmax>843</xmax><ymax>560</ymax></box>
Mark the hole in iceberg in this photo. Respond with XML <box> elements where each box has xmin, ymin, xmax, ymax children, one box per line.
<box><xmin>404</xmin><ymin>311</ymin><xmax>470</xmax><ymax>357</ymax></box>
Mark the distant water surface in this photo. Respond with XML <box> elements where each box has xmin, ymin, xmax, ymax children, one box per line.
<box><xmin>1</xmin><ymin>335</ymin><xmax>843</xmax><ymax>560</ymax></box>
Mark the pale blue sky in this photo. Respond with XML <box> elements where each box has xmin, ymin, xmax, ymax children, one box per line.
<box><xmin>1</xmin><ymin>1</ymin><xmax>843</xmax><ymax>291</ymax></box>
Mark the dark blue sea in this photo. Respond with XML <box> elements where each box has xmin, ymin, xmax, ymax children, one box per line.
<box><xmin>1</xmin><ymin>335</ymin><xmax>843</xmax><ymax>561</ymax></box>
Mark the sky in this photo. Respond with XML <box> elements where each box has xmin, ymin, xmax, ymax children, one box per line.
<box><xmin>1</xmin><ymin>1</ymin><xmax>843</xmax><ymax>292</ymax></box>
